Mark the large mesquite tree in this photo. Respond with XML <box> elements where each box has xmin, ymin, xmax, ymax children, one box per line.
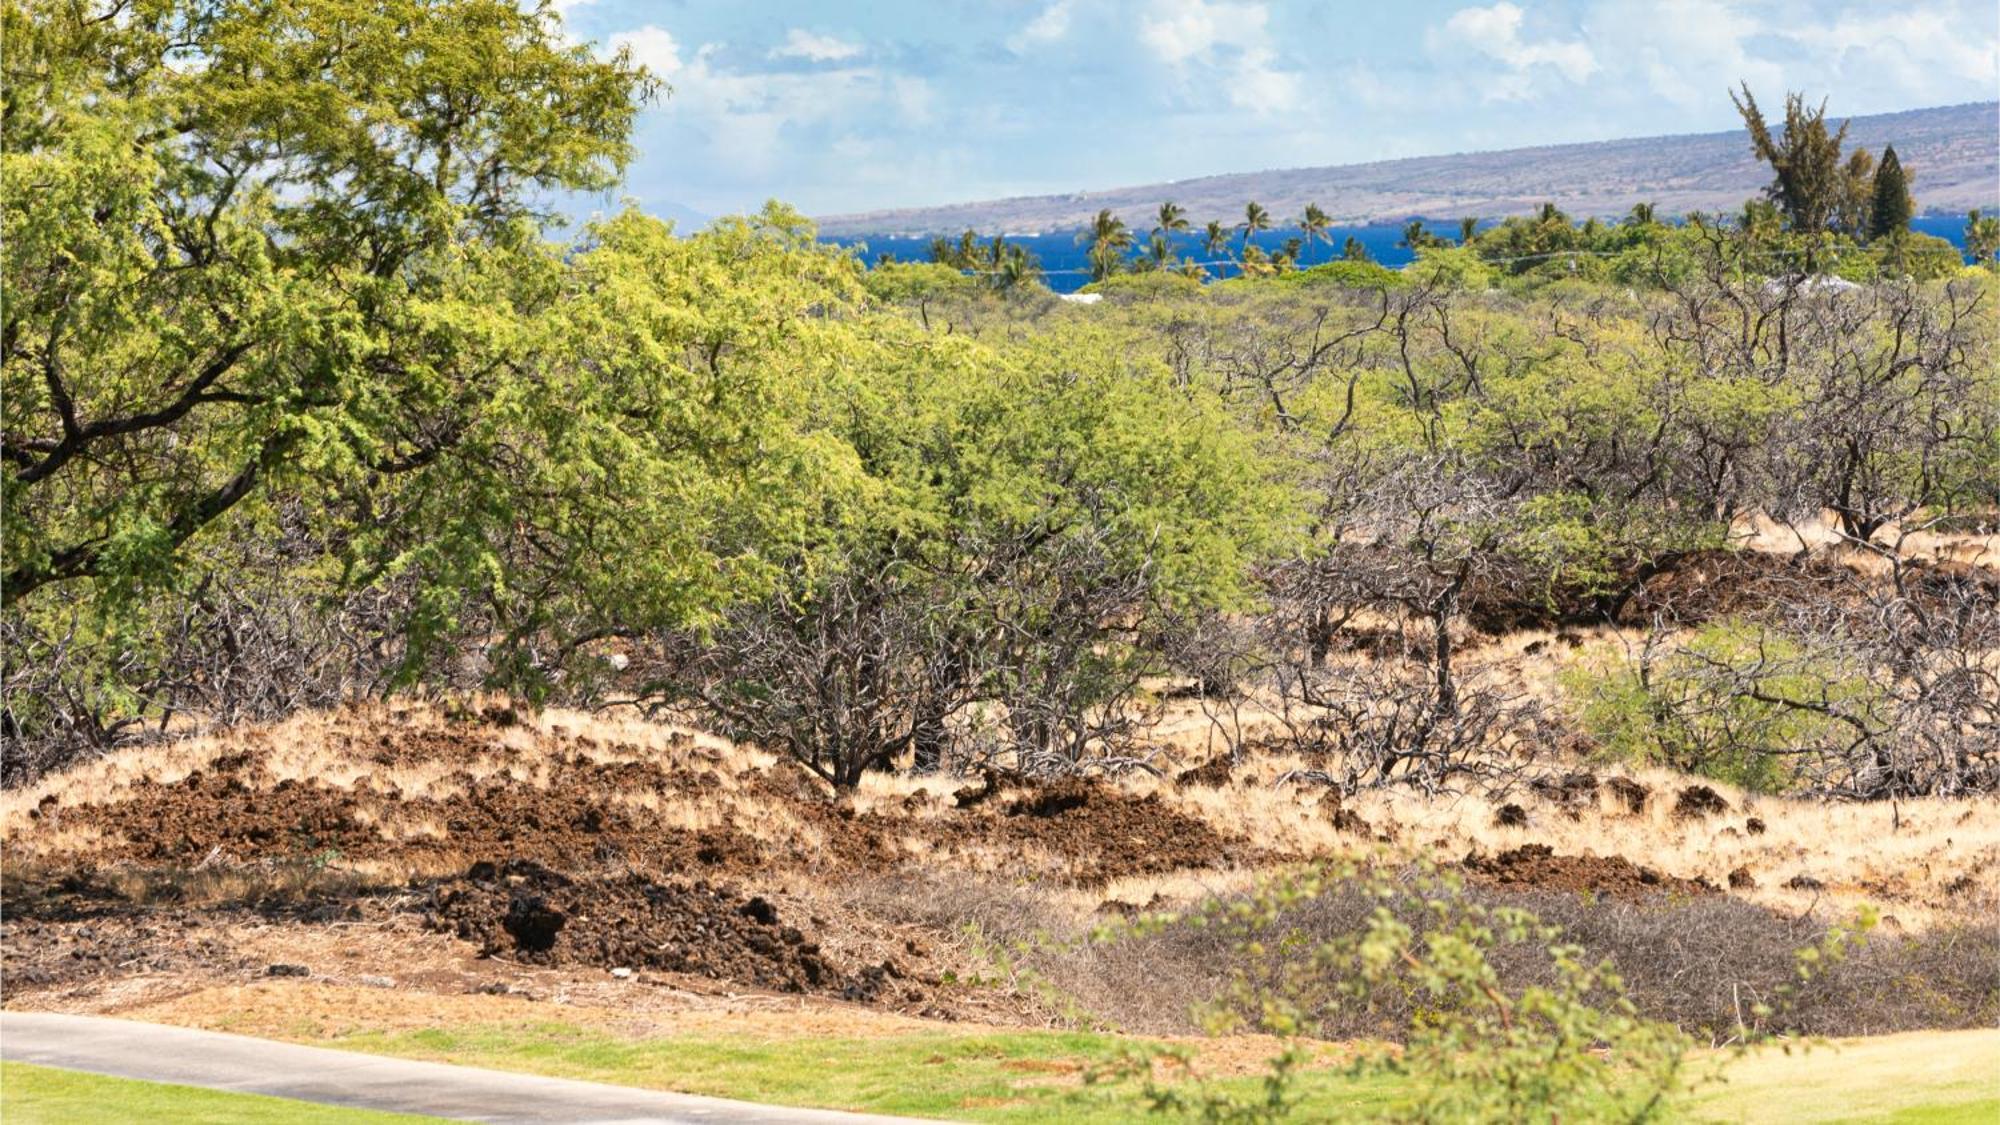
<box><xmin>2</xmin><ymin>0</ymin><xmax>650</xmax><ymax>602</ymax></box>
<box><xmin>2</xmin><ymin>3</ymin><xmax>878</xmax><ymax>761</ymax></box>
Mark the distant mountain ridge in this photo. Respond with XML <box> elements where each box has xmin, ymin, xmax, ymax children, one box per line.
<box><xmin>816</xmin><ymin>102</ymin><xmax>1999</xmax><ymax>237</ymax></box>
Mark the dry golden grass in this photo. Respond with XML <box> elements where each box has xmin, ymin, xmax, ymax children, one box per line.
<box><xmin>5</xmin><ymin>677</ymin><xmax>1993</xmax><ymax>929</ymax></box>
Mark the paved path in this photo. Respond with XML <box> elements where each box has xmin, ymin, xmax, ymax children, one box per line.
<box><xmin>0</xmin><ymin>1011</ymin><xmax>945</xmax><ymax>1124</ymax></box>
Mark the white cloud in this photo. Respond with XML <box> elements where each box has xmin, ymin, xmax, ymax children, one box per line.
<box><xmin>604</xmin><ymin>26</ymin><xmax>927</xmax><ymax>177</ymax></box>
<box><xmin>1785</xmin><ymin>6</ymin><xmax>1999</xmax><ymax>102</ymax></box>
<box><xmin>1581</xmin><ymin>0</ymin><xmax>1995</xmax><ymax>113</ymax></box>
<box><xmin>1228</xmin><ymin>47</ymin><xmax>1302</xmax><ymax>113</ymax></box>
<box><xmin>1009</xmin><ymin>1</ymin><xmax>1074</xmax><ymax>52</ymax></box>
<box><xmin>1434</xmin><ymin>2</ymin><xmax>1598</xmax><ymax>96</ymax></box>
<box><xmin>1137</xmin><ymin>0</ymin><xmax>1301</xmax><ymax>114</ymax></box>
<box><xmin>608</xmin><ymin>24</ymin><xmax>685</xmax><ymax>79</ymax></box>
<box><xmin>1139</xmin><ymin>0</ymin><xmax>1267</xmax><ymax>64</ymax></box>
<box><xmin>770</xmin><ymin>28</ymin><xmax>863</xmax><ymax>62</ymax></box>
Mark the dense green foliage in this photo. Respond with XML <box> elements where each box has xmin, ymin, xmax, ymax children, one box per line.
<box><xmin>5</xmin><ymin>13</ymin><xmax>1995</xmax><ymax>802</ymax></box>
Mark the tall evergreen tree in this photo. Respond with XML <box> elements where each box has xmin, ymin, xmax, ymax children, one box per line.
<box><xmin>1731</xmin><ymin>84</ymin><xmax>1851</xmax><ymax>233</ymax></box>
<box><xmin>1867</xmin><ymin>146</ymin><xmax>1914</xmax><ymax>241</ymax></box>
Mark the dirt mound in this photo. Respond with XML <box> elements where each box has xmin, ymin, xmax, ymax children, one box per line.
<box><xmin>1466</xmin><ymin>844</ymin><xmax>1716</xmax><ymax>900</ymax></box>
<box><xmin>1174</xmin><ymin>756</ymin><xmax>1236</xmax><ymax>789</ymax></box>
<box><xmin>53</xmin><ymin>751</ymin><xmax>774</xmax><ymax>876</ymax></box>
<box><xmin>944</xmin><ymin>777</ymin><xmax>1254</xmax><ymax>886</ymax></box>
<box><xmin>1531</xmin><ymin>772</ymin><xmax>1600</xmax><ymax>809</ymax></box>
<box><xmin>421</xmin><ymin>860</ymin><xmax>846</xmax><ymax>994</ymax></box>
<box><xmin>1672</xmin><ymin>785</ymin><xmax>1731</xmax><ymax>819</ymax></box>
<box><xmin>1604</xmin><ymin>777</ymin><xmax>1651</xmax><ymax>814</ymax></box>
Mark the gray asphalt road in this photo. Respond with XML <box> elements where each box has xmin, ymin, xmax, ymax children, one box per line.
<box><xmin>0</xmin><ymin>1011</ymin><xmax>947</xmax><ymax>1124</ymax></box>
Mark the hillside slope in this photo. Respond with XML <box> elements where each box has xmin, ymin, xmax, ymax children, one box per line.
<box><xmin>816</xmin><ymin>102</ymin><xmax>1999</xmax><ymax>236</ymax></box>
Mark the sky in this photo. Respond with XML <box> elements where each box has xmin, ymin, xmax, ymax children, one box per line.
<box><xmin>545</xmin><ymin>0</ymin><xmax>2000</xmax><ymax>221</ymax></box>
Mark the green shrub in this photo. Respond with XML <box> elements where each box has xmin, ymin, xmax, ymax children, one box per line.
<box><xmin>1408</xmin><ymin>246</ymin><xmax>1498</xmax><ymax>290</ymax></box>
<box><xmin>1098</xmin><ymin>859</ymin><xmax>1696</xmax><ymax>1124</ymax></box>
<box><xmin>1562</xmin><ymin>619</ymin><xmax>1880</xmax><ymax>792</ymax></box>
<box><xmin>1079</xmin><ymin>270</ymin><xmax>1206</xmax><ymax>300</ymax></box>
<box><xmin>862</xmin><ymin>260</ymin><xmax>979</xmax><ymax>304</ymax></box>
<box><xmin>1270</xmin><ymin>259</ymin><xmax>1405</xmax><ymax>291</ymax></box>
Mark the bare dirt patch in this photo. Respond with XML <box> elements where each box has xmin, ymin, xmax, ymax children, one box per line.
<box><xmin>1465</xmin><ymin>844</ymin><xmax>1717</xmax><ymax>900</ymax></box>
<box><xmin>419</xmin><ymin>859</ymin><xmax>874</xmax><ymax>997</ymax></box>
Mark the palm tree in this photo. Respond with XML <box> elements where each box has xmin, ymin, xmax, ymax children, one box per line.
<box><xmin>1155</xmin><ymin>201</ymin><xmax>1190</xmax><ymax>241</ymax></box>
<box><xmin>1146</xmin><ymin>230</ymin><xmax>1172</xmax><ymax>271</ymax></box>
<box><xmin>1341</xmin><ymin>236</ymin><xmax>1370</xmax><ymax>263</ymax></box>
<box><xmin>1627</xmin><ymin>201</ymin><xmax>1657</xmax><ymax>227</ymax></box>
<box><xmin>1276</xmin><ymin>237</ymin><xmax>1304</xmax><ymax>272</ymax></box>
<box><xmin>1400</xmin><ymin>220</ymin><xmax>1437</xmax><ymax>251</ymax></box>
<box><xmin>1458</xmin><ymin>216</ymin><xmax>1479</xmax><ymax>244</ymax></box>
<box><xmin>1299</xmin><ymin>203</ymin><xmax>1332</xmax><ymax>263</ymax></box>
<box><xmin>1237</xmin><ymin>201</ymin><xmax>1271</xmax><ymax>255</ymax></box>
<box><xmin>1201</xmin><ymin>220</ymin><xmax>1229</xmax><ymax>259</ymax></box>
<box><xmin>1967</xmin><ymin>208</ymin><xmax>2000</xmax><ymax>267</ymax></box>
<box><xmin>995</xmin><ymin>242</ymin><xmax>1040</xmax><ymax>291</ymax></box>
<box><xmin>1078</xmin><ymin>208</ymin><xmax>1134</xmax><ymax>282</ymax></box>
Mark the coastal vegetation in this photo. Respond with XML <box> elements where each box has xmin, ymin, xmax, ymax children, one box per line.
<box><xmin>4</xmin><ymin>5</ymin><xmax>1997</xmax><ymax>1122</ymax></box>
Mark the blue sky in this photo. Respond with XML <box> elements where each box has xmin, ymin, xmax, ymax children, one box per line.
<box><xmin>546</xmin><ymin>0</ymin><xmax>2000</xmax><ymax>220</ymax></box>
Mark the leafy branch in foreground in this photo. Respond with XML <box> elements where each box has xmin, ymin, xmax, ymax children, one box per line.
<box><xmin>1093</xmin><ymin>859</ymin><xmax>1697</xmax><ymax>1124</ymax></box>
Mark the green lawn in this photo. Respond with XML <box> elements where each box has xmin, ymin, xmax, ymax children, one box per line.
<box><xmin>0</xmin><ymin>1062</ymin><xmax>444</xmax><ymax>1124</ymax></box>
<box><xmin>327</xmin><ymin>1022</ymin><xmax>1403</xmax><ymax>1123</ymax></box>
<box><xmin>12</xmin><ymin>1022</ymin><xmax>1989</xmax><ymax>1124</ymax></box>
<box><xmin>315</xmin><ymin>1021</ymin><xmax>2000</xmax><ymax>1124</ymax></box>
<box><xmin>1685</xmin><ymin>1029</ymin><xmax>2000</xmax><ymax>1124</ymax></box>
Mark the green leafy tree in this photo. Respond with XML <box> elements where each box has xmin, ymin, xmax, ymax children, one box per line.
<box><xmin>2</xmin><ymin>0</ymin><xmax>652</xmax><ymax>607</ymax></box>
<box><xmin>1836</xmin><ymin>148</ymin><xmax>1875</xmax><ymax>236</ymax></box>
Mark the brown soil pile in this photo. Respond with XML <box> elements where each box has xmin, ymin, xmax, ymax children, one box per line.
<box><xmin>1174</xmin><ymin>756</ymin><xmax>1236</xmax><ymax>789</ymax></box>
<box><xmin>1466</xmin><ymin>844</ymin><xmax>1716</xmax><ymax>900</ymax></box>
<box><xmin>54</xmin><ymin>754</ymin><xmax>771</xmax><ymax>876</ymax></box>
<box><xmin>1615</xmin><ymin>549</ymin><xmax>1998</xmax><ymax>628</ymax></box>
<box><xmin>1672</xmin><ymin>784</ymin><xmax>1731</xmax><ymax>819</ymax></box>
<box><xmin>44</xmin><ymin>734</ymin><xmax>1247</xmax><ymax>889</ymax></box>
<box><xmin>421</xmin><ymin>859</ymin><xmax>851</xmax><ymax>994</ymax></box>
<box><xmin>958</xmin><ymin>777</ymin><xmax>1254</xmax><ymax>887</ymax></box>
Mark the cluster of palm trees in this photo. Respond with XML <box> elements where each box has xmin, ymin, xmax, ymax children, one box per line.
<box><xmin>1073</xmin><ymin>200</ymin><xmax>1454</xmax><ymax>282</ymax></box>
<box><xmin>925</xmin><ymin>229</ymin><xmax>1043</xmax><ymax>290</ymax></box>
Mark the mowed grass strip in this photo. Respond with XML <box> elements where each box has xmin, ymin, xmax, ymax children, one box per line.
<box><xmin>0</xmin><ymin>1062</ymin><xmax>446</xmax><ymax>1125</ymax></box>
<box><xmin>1685</xmin><ymin>1028</ymin><xmax>2000</xmax><ymax>1124</ymax></box>
<box><xmin>327</xmin><ymin>1021</ymin><xmax>1402</xmax><ymax>1122</ymax></box>
<box><xmin>317</xmin><ymin>1021</ymin><xmax>2000</xmax><ymax>1124</ymax></box>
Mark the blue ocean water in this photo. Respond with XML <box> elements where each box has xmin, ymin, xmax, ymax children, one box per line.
<box><xmin>824</xmin><ymin>216</ymin><xmax>1974</xmax><ymax>294</ymax></box>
